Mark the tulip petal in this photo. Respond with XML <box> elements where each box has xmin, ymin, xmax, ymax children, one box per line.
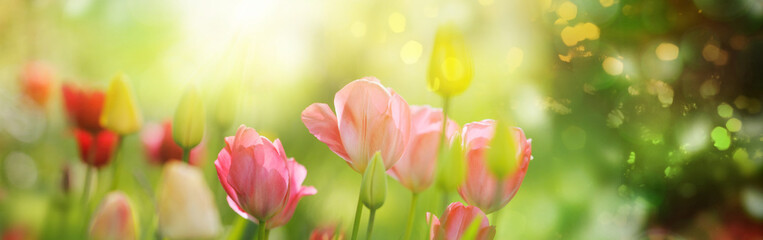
<box><xmin>227</xmin><ymin>196</ymin><xmax>255</xmax><ymax>222</ymax></box>
<box><xmin>215</xmin><ymin>148</ymin><xmax>240</xmax><ymax>206</ymax></box>
<box><xmin>336</xmin><ymin>80</ymin><xmax>393</xmax><ymax>172</ymax></box>
<box><xmin>301</xmin><ymin>103</ymin><xmax>350</xmax><ymax>161</ymax></box>
<box><xmin>462</xmin><ymin>120</ymin><xmax>495</xmax><ymax>150</ymax></box>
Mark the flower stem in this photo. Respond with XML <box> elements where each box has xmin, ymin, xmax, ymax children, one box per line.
<box><xmin>439</xmin><ymin>96</ymin><xmax>451</xmax><ymax>214</ymax></box>
<box><xmin>81</xmin><ymin>165</ymin><xmax>92</xmax><ymax>205</ymax></box>
<box><xmin>403</xmin><ymin>193</ymin><xmax>419</xmax><ymax>240</ymax></box>
<box><xmin>350</xmin><ymin>187</ymin><xmax>364</xmax><ymax>240</ymax></box>
<box><xmin>366</xmin><ymin>208</ymin><xmax>377</xmax><ymax>240</ymax></box>
<box><xmin>110</xmin><ymin>136</ymin><xmax>124</xmax><ymax>190</ymax></box>
<box><xmin>257</xmin><ymin>221</ymin><xmax>267</xmax><ymax>240</ymax></box>
<box><xmin>182</xmin><ymin>147</ymin><xmax>190</xmax><ymax>164</ymax></box>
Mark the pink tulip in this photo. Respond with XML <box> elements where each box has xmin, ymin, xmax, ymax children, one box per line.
<box><xmin>427</xmin><ymin>202</ymin><xmax>495</xmax><ymax>240</ymax></box>
<box><xmin>89</xmin><ymin>191</ymin><xmax>137</xmax><ymax>240</ymax></box>
<box><xmin>215</xmin><ymin>125</ymin><xmax>317</xmax><ymax>229</ymax></box>
<box><xmin>387</xmin><ymin>106</ymin><xmax>458</xmax><ymax>193</ymax></box>
<box><xmin>301</xmin><ymin>77</ymin><xmax>411</xmax><ymax>173</ymax></box>
<box><xmin>458</xmin><ymin>120</ymin><xmax>532</xmax><ymax>214</ymax></box>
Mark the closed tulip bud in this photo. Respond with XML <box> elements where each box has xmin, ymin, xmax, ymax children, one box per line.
<box><xmin>427</xmin><ymin>23</ymin><xmax>473</xmax><ymax>97</ymax></box>
<box><xmin>100</xmin><ymin>74</ymin><xmax>142</xmax><ymax>135</ymax></box>
<box><xmin>89</xmin><ymin>191</ymin><xmax>138</xmax><ymax>240</ymax></box>
<box><xmin>436</xmin><ymin>132</ymin><xmax>465</xmax><ymax>191</ymax></box>
<box><xmin>360</xmin><ymin>152</ymin><xmax>386</xmax><ymax>210</ymax></box>
<box><xmin>157</xmin><ymin>162</ymin><xmax>221</xmax><ymax>239</ymax></box>
<box><xmin>173</xmin><ymin>86</ymin><xmax>206</xmax><ymax>149</ymax></box>
<box><xmin>487</xmin><ymin>120</ymin><xmax>517</xmax><ymax>179</ymax></box>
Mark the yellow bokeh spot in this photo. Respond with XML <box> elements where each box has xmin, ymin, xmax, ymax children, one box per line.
<box><xmin>560</xmin><ymin>23</ymin><xmax>599</xmax><ymax>46</ymax></box>
<box><xmin>560</xmin><ymin>26</ymin><xmax>582</xmax><ymax>46</ymax></box>
<box><xmin>400</xmin><ymin>40</ymin><xmax>423</xmax><ymax>64</ymax></box>
<box><xmin>557</xmin><ymin>1</ymin><xmax>578</xmax><ymax>21</ymax></box>
<box><xmin>581</xmin><ymin>23</ymin><xmax>600</xmax><ymax>40</ymax></box>
<box><xmin>602</xmin><ymin>57</ymin><xmax>623</xmax><ymax>75</ymax></box>
<box><xmin>600</xmin><ymin>0</ymin><xmax>615</xmax><ymax>7</ymax></box>
<box><xmin>388</xmin><ymin>12</ymin><xmax>406</xmax><ymax>33</ymax></box>
<box><xmin>656</xmin><ymin>43</ymin><xmax>679</xmax><ymax>61</ymax></box>
<box><xmin>506</xmin><ymin>47</ymin><xmax>524</xmax><ymax>72</ymax></box>
<box><xmin>351</xmin><ymin>21</ymin><xmax>366</xmax><ymax>38</ymax></box>
<box><xmin>479</xmin><ymin>0</ymin><xmax>494</xmax><ymax>6</ymax></box>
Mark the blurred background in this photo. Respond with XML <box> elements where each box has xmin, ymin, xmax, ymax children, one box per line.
<box><xmin>1</xmin><ymin>0</ymin><xmax>762</xmax><ymax>239</ymax></box>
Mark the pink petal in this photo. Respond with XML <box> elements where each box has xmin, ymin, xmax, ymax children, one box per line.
<box><xmin>301</xmin><ymin>103</ymin><xmax>349</xmax><ymax>161</ymax></box>
<box><xmin>335</xmin><ymin>80</ymin><xmax>393</xmax><ymax>172</ymax></box>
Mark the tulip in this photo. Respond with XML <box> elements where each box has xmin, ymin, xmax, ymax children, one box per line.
<box><xmin>427</xmin><ymin>202</ymin><xmax>495</xmax><ymax>240</ymax></box>
<box><xmin>20</xmin><ymin>61</ymin><xmax>54</xmax><ymax>107</ymax></box>
<box><xmin>215</xmin><ymin>125</ymin><xmax>316</xmax><ymax>238</ymax></box>
<box><xmin>62</xmin><ymin>83</ymin><xmax>105</xmax><ymax>133</ymax></box>
<box><xmin>436</xmin><ymin>132</ymin><xmax>465</xmax><ymax>191</ymax></box>
<box><xmin>427</xmin><ymin>24</ymin><xmax>473</xmax><ymax>97</ymax></box>
<box><xmin>310</xmin><ymin>225</ymin><xmax>345</xmax><ymax>240</ymax></box>
<box><xmin>157</xmin><ymin>161</ymin><xmax>221</xmax><ymax>239</ymax></box>
<box><xmin>141</xmin><ymin>121</ymin><xmax>204</xmax><ymax>166</ymax></box>
<box><xmin>301</xmin><ymin>77</ymin><xmax>410</xmax><ymax>240</ymax></box>
<box><xmin>173</xmin><ymin>85</ymin><xmax>205</xmax><ymax>152</ymax></box>
<box><xmin>457</xmin><ymin>120</ymin><xmax>532</xmax><ymax>214</ymax></box>
<box><xmin>388</xmin><ymin>106</ymin><xmax>459</xmax><ymax>193</ymax></box>
<box><xmin>89</xmin><ymin>191</ymin><xmax>138</xmax><ymax>240</ymax></box>
<box><xmin>100</xmin><ymin>74</ymin><xmax>142</xmax><ymax>135</ymax></box>
<box><xmin>386</xmin><ymin>106</ymin><xmax>458</xmax><ymax>240</ymax></box>
<box><xmin>301</xmin><ymin>77</ymin><xmax>411</xmax><ymax>173</ymax></box>
<box><xmin>74</xmin><ymin>129</ymin><xmax>119</xmax><ymax>169</ymax></box>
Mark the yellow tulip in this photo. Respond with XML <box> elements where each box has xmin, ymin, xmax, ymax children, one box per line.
<box><xmin>427</xmin><ymin>23</ymin><xmax>473</xmax><ymax>97</ymax></box>
<box><xmin>436</xmin><ymin>132</ymin><xmax>465</xmax><ymax>191</ymax></box>
<box><xmin>487</xmin><ymin>120</ymin><xmax>518</xmax><ymax>179</ymax></box>
<box><xmin>173</xmin><ymin>85</ymin><xmax>206</xmax><ymax>149</ymax></box>
<box><xmin>100</xmin><ymin>74</ymin><xmax>142</xmax><ymax>135</ymax></box>
<box><xmin>157</xmin><ymin>162</ymin><xmax>221</xmax><ymax>239</ymax></box>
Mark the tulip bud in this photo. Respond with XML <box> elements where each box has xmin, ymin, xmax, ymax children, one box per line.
<box><xmin>427</xmin><ymin>23</ymin><xmax>473</xmax><ymax>97</ymax></box>
<box><xmin>214</xmin><ymin>82</ymin><xmax>239</xmax><ymax>130</ymax></box>
<box><xmin>20</xmin><ymin>61</ymin><xmax>54</xmax><ymax>107</ymax></box>
<box><xmin>173</xmin><ymin>85</ymin><xmax>206</xmax><ymax>149</ymax></box>
<box><xmin>436</xmin><ymin>132</ymin><xmax>465</xmax><ymax>191</ymax></box>
<box><xmin>487</xmin><ymin>120</ymin><xmax>517</xmax><ymax>179</ymax></box>
<box><xmin>100</xmin><ymin>74</ymin><xmax>142</xmax><ymax>135</ymax></box>
<box><xmin>360</xmin><ymin>152</ymin><xmax>386</xmax><ymax>210</ymax></box>
<box><xmin>157</xmin><ymin>162</ymin><xmax>221</xmax><ymax>239</ymax></box>
<box><xmin>89</xmin><ymin>191</ymin><xmax>138</xmax><ymax>240</ymax></box>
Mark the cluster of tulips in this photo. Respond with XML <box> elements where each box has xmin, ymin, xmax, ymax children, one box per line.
<box><xmin>16</xmin><ymin>24</ymin><xmax>533</xmax><ymax>240</ymax></box>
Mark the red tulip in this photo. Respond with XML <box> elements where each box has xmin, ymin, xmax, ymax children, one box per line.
<box><xmin>310</xmin><ymin>225</ymin><xmax>345</xmax><ymax>240</ymax></box>
<box><xmin>62</xmin><ymin>83</ymin><xmax>105</xmax><ymax>133</ymax></box>
<box><xmin>457</xmin><ymin>120</ymin><xmax>532</xmax><ymax>214</ymax></box>
<box><xmin>141</xmin><ymin>121</ymin><xmax>204</xmax><ymax>166</ymax></box>
<box><xmin>74</xmin><ymin>129</ymin><xmax>119</xmax><ymax>168</ymax></box>
<box><xmin>427</xmin><ymin>202</ymin><xmax>495</xmax><ymax>240</ymax></box>
<box><xmin>215</xmin><ymin>125</ymin><xmax>317</xmax><ymax>229</ymax></box>
<box><xmin>387</xmin><ymin>106</ymin><xmax>458</xmax><ymax>193</ymax></box>
<box><xmin>20</xmin><ymin>61</ymin><xmax>54</xmax><ymax>107</ymax></box>
<box><xmin>301</xmin><ymin>77</ymin><xmax>411</xmax><ymax>173</ymax></box>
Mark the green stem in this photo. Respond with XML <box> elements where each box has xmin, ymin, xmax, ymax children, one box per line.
<box><xmin>257</xmin><ymin>221</ymin><xmax>267</xmax><ymax>240</ymax></box>
<box><xmin>439</xmin><ymin>96</ymin><xmax>451</xmax><ymax>214</ymax></box>
<box><xmin>265</xmin><ymin>229</ymin><xmax>270</xmax><ymax>239</ymax></box>
<box><xmin>81</xmin><ymin>165</ymin><xmax>92</xmax><ymax>205</ymax></box>
<box><xmin>366</xmin><ymin>209</ymin><xmax>377</xmax><ymax>240</ymax></box>
<box><xmin>350</xmin><ymin>187</ymin><xmax>364</xmax><ymax>240</ymax></box>
<box><xmin>110</xmin><ymin>136</ymin><xmax>125</xmax><ymax>190</ymax></box>
<box><xmin>403</xmin><ymin>193</ymin><xmax>419</xmax><ymax>240</ymax></box>
<box><xmin>182</xmin><ymin>148</ymin><xmax>190</xmax><ymax>164</ymax></box>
